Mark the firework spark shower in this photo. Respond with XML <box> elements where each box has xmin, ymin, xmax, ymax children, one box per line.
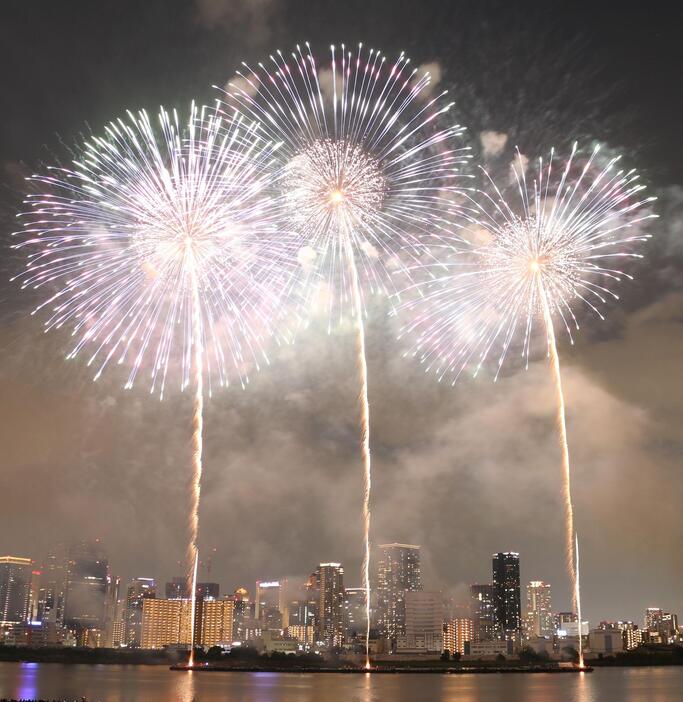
<box><xmin>399</xmin><ymin>144</ymin><xmax>657</xmax><ymax>667</ymax></box>
<box><xmin>220</xmin><ymin>42</ymin><xmax>470</xmax><ymax>665</ymax></box>
<box><xmin>13</xmin><ymin>103</ymin><xmax>291</xmax><ymax>659</ymax></box>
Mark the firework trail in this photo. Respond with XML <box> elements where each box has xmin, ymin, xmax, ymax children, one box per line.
<box><xmin>219</xmin><ymin>42</ymin><xmax>469</xmax><ymax>665</ymax></box>
<box><xmin>574</xmin><ymin>533</ymin><xmax>584</xmax><ymax>667</ymax></box>
<box><xmin>13</xmin><ymin>103</ymin><xmax>290</xmax><ymax>661</ymax></box>
<box><xmin>400</xmin><ymin>145</ymin><xmax>656</xmax><ymax>661</ymax></box>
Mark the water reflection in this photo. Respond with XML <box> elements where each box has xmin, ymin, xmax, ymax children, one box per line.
<box><xmin>2</xmin><ymin>664</ymin><xmax>683</xmax><ymax>702</ymax></box>
<box><xmin>174</xmin><ymin>670</ymin><xmax>196</xmax><ymax>702</ymax></box>
<box><xmin>17</xmin><ymin>662</ymin><xmax>38</xmax><ymax>700</ymax></box>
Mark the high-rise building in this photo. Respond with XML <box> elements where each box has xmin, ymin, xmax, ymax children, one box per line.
<box><xmin>165</xmin><ymin>577</ymin><xmax>189</xmax><ymax>600</ymax></box>
<box><xmin>63</xmin><ymin>541</ymin><xmax>109</xmax><ymax>632</ymax></box>
<box><xmin>200</xmin><ymin>599</ymin><xmax>234</xmax><ymax>647</ymax></box>
<box><xmin>255</xmin><ymin>580</ymin><xmax>286</xmax><ymax>629</ymax></box>
<box><xmin>645</xmin><ymin>607</ymin><xmax>663</xmax><ymax>630</ymax></box>
<box><xmin>524</xmin><ymin>581</ymin><xmax>552</xmax><ymax>638</ymax></box>
<box><xmin>197</xmin><ymin>583</ymin><xmax>220</xmax><ymax>600</ymax></box>
<box><xmin>376</xmin><ymin>543</ymin><xmax>422</xmax><ymax>642</ymax></box>
<box><xmin>645</xmin><ymin>608</ymin><xmax>678</xmax><ymax>643</ymax></box>
<box><xmin>231</xmin><ymin>587</ymin><xmax>251</xmax><ymax>640</ymax></box>
<box><xmin>492</xmin><ymin>552</ymin><xmax>521</xmax><ymax>637</ymax></box>
<box><xmin>140</xmin><ymin>597</ymin><xmax>232</xmax><ymax>649</ymax></box>
<box><xmin>444</xmin><ymin>617</ymin><xmax>474</xmax><ymax>655</ymax></box>
<box><xmin>0</xmin><ymin>556</ymin><xmax>33</xmax><ymax>625</ymax></box>
<box><xmin>317</xmin><ymin>563</ymin><xmax>344</xmax><ymax>648</ymax></box>
<box><xmin>343</xmin><ymin>586</ymin><xmax>367</xmax><ymax>643</ymax></box>
<box><xmin>140</xmin><ymin>598</ymin><xmax>191</xmax><ymax>648</ymax></box>
<box><xmin>103</xmin><ymin>576</ymin><xmax>120</xmax><ymax>647</ymax></box>
<box><xmin>125</xmin><ymin>577</ymin><xmax>156</xmax><ymax>647</ymax></box>
<box><xmin>469</xmin><ymin>584</ymin><xmax>496</xmax><ymax>642</ymax></box>
<box><xmin>401</xmin><ymin>590</ymin><xmax>443</xmax><ymax>652</ymax></box>
<box><xmin>37</xmin><ymin>544</ymin><xmax>67</xmax><ymax>625</ymax></box>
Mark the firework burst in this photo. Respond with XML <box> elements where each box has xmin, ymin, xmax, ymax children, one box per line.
<box><xmin>219</xmin><ymin>42</ymin><xmax>470</xmax><ymax>666</ymax></box>
<box><xmin>13</xmin><ymin>103</ymin><xmax>291</xmax><ymax>662</ymax></box>
<box><xmin>400</xmin><ymin>143</ymin><xmax>657</xmax><ymax>668</ymax></box>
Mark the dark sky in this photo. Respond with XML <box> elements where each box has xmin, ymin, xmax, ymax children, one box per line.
<box><xmin>1</xmin><ymin>0</ymin><xmax>682</xmax><ymax>624</ymax></box>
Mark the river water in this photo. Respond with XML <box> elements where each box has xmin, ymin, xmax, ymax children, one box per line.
<box><xmin>1</xmin><ymin>662</ymin><xmax>682</xmax><ymax>701</ymax></box>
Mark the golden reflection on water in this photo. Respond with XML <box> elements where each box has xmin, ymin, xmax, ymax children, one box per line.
<box><xmin>174</xmin><ymin>670</ymin><xmax>196</xmax><ymax>702</ymax></box>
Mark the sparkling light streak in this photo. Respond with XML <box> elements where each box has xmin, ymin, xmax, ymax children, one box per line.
<box><xmin>13</xmin><ymin>103</ymin><xmax>292</xmax><ymax>659</ymax></box>
<box><xmin>220</xmin><ymin>42</ymin><xmax>470</xmax><ymax>667</ymax></box>
<box><xmin>400</xmin><ymin>145</ymin><xmax>656</xmax><ymax>663</ymax></box>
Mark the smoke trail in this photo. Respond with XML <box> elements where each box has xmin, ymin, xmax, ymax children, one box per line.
<box><xmin>187</xmin><ymin>260</ymin><xmax>204</xmax><ymax>666</ymax></box>
<box><xmin>345</xmin><ymin>236</ymin><xmax>373</xmax><ymax>669</ymax></box>
<box><xmin>538</xmin><ymin>278</ymin><xmax>583</xmax><ymax>668</ymax></box>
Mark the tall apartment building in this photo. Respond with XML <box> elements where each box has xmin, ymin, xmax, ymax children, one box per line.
<box><xmin>444</xmin><ymin>618</ymin><xmax>474</xmax><ymax>655</ymax></box>
<box><xmin>317</xmin><ymin>563</ymin><xmax>344</xmax><ymax>648</ymax></box>
<box><xmin>376</xmin><ymin>543</ymin><xmax>422</xmax><ymax>642</ymax></box>
<box><xmin>524</xmin><ymin>581</ymin><xmax>552</xmax><ymax>638</ymax></box>
<box><xmin>469</xmin><ymin>584</ymin><xmax>496</xmax><ymax>642</ymax></box>
<box><xmin>0</xmin><ymin>556</ymin><xmax>33</xmax><ymax>625</ymax></box>
<box><xmin>492</xmin><ymin>552</ymin><xmax>521</xmax><ymax>637</ymax></box>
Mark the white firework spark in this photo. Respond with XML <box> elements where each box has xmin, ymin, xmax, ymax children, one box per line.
<box><xmin>401</xmin><ymin>144</ymin><xmax>657</xmax><ymax>383</ymax></box>
<box><xmin>13</xmin><ymin>102</ymin><xmax>289</xmax><ymax>397</ymax></box>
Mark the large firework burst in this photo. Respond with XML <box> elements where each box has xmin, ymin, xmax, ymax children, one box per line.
<box><xmin>219</xmin><ymin>42</ymin><xmax>470</xmax><ymax>667</ymax></box>
<box><xmin>401</xmin><ymin>144</ymin><xmax>657</xmax><ymax>382</ymax></box>
<box><xmin>13</xmin><ymin>102</ymin><xmax>289</xmax><ymax>397</ymax></box>
<box><xmin>399</xmin><ymin>143</ymin><xmax>656</xmax><ymax>668</ymax></box>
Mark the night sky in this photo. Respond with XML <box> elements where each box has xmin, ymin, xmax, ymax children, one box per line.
<box><xmin>1</xmin><ymin>0</ymin><xmax>682</xmax><ymax>624</ymax></box>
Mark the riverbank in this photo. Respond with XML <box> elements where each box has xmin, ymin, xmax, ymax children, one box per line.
<box><xmin>170</xmin><ymin>663</ymin><xmax>592</xmax><ymax>673</ymax></box>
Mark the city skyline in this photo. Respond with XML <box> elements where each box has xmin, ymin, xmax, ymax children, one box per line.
<box><xmin>1</xmin><ymin>536</ymin><xmax>676</xmax><ymax>635</ymax></box>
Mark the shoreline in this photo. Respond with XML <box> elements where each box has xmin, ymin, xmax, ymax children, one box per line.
<box><xmin>169</xmin><ymin>664</ymin><xmax>593</xmax><ymax>674</ymax></box>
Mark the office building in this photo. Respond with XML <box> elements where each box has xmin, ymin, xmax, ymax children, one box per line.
<box><xmin>196</xmin><ymin>582</ymin><xmax>220</xmax><ymax>600</ymax></box>
<box><xmin>0</xmin><ymin>557</ymin><xmax>33</xmax><ymax>625</ymax></box>
<box><xmin>37</xmin><ymin>544</ymin><xmax>67</xmax><ymax>625</ymax></box>
<box><xmin>63</xmin><ymin>541</ymin><xmax>109</xmax><ymax>632</ymax></box>
<box><xmin>255</xmin><ymin>580</ymin><xmax>286</xmax><ymax>629</ymax></box>
<box><xmin>125</xmin><ymin>577</ymin><xmax>156</xmax><ymax>647</ymax></box>
<box><xmin>524</xmin><ymin>581</ymin><xmax>552</xmax><ymax>637</ymax></box>
<box><xmin>376</xmin><ymin>543</ymin><xmax>422</xmax><ymax>642</ymax></box>
<box><xmin>165</xmin><ymin>577</ymin><xmax>189</xmax><ymax>600</ymax></box>
<box><xmin>444</xmin><ymin>617</ymin><xmax>474</xmax><ymax>655</ymax></box>
<box><xmin>343</xmin><ymin>586</ymin><xmax>367</xmax><ymax>643</ymax></box>
<box><xmin>492</xmin><ymin>552</ymin><xmax>521</xmax><ymax>637</ymax></box>
<box><xmin>318</xmin><ymin>563</ymin><xmax>344</xmax><ymax>648</ymax></box>
<box><xmin>469</xmin><ymin>584</ymin><xmax>496</xmax><ymax>642</ymax></box>
<box><xmin>399</xmin><ymin>590</ymin><xmax>443</xmax><ymax>652</ymax></box>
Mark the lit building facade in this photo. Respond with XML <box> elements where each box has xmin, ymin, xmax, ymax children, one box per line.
<box><xmin>524</xmin><ymin>581</ymin><xmax>552</xmax><ymax>638</ymax></box>
<box><xmin>125</xmin><ymin>577</ymin><xmax>156</xmax><ymax>647</ymax></box>
<box><xmin>469</xmin><ymin>584</ymin><xmax>496</xmax><ymax>642</ymax></box>
<box><xmin>376</xmin><ymin>543</ymin><xmax>422</xmax><ymax>642</ymax></box>
<box><xmin>200</xmin><ymin>599</ymin><xmax>234</xmax><ymax>647</ymax></box>
<box><xmin>318</xmin><ymin>563</ymin><xmax>344</xmax><ymax>648</ymax></box>
<box><xmin>492</xmin><ymin>552</ymin><xmax>521</xmax><ymax>637</ymax></box>
<box><xmin>444</xmin><ymin>617</ymin><xmax>474</xmax><ymax>655</ymax></box>
<box><xmin>0</xmin><ymin>557</ymin><xmax>33</xmax><ymax>625</ymax></box>
<box><xmin>343</xmin><ymin>586</ymin><xmax>367</xmax><ymax>643</ymax></box>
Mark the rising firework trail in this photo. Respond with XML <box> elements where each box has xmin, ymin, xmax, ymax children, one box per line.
<box><xmin>219</xmin><ymin>42</ymin><xmax>469</xmax><ymax>666</ymax></box>
<box><xmin>13</xmin><ymin>103</ymin><xmax>291</xmax><ymax>662</ymax></box>
<box><xmin>400</xmin><ymin>145</ymin><xmax>656</xmax><ymax>667</ymax></box>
